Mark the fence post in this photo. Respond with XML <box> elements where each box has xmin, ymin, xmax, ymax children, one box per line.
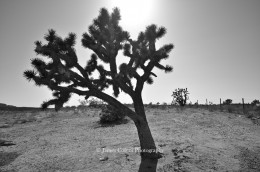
<box><xmin>242</xmin><ymin>98</ymin><xmax>245</xmax><ymax>113</ymax></box>
<box><xmin>220</xmin><ymin>98</ymin><xmax>222</xmax><ymax>111</ymax></box>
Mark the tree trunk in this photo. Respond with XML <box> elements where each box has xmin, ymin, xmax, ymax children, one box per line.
<box><xmin>133</xmin><ymin>94</ymin><xmax>162</xmax><ymax>172</ymax></box>
<box><xmin>94</xmin><ymin>90</ymin><xmax>161</xmax><ymax>171</ymax></box>
<box><xmin>134</xmin><ymin>118</ymin><xmax>156</xmax><ymax>156</ymax></box>
<box><xmin>134</xmin><ymin>110</ymin><xmax>161</xmax><ymax>172</ymax></box>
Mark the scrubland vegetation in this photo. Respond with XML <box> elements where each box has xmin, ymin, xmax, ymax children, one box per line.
<box><xmin>1</xmin><ymin>105</ymin><xmax>260</xmax><ymax>172</ymax></box>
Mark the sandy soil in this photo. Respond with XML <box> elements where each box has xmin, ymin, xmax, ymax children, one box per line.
<box><xmin>0</xmin><ymin>107</ymin><xmax>260</xmax><ymax>172</ymax></box>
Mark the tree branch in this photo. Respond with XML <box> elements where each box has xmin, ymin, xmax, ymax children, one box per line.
<box><xmin>90</xmin><ymin>88</ymin><xmax>142</xmax><ymax>122</ymax></box>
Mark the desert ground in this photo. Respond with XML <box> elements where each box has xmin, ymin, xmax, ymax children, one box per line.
<box><xmin>0</xmin><ymin>106</ymin><xmax>260</xmax><ymax>172</ymax></box>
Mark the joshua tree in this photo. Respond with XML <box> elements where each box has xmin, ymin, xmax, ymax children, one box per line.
<box><xmin>171</xmin><ymin>88</ymin><xmax>189</xmax><ymax>106</ymax></box>
<box><xmin>24</xmin><ymin>8</ymin><xmax>173</xmax><ymax>171</ymax></box>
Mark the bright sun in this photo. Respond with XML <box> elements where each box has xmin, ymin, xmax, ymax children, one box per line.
<box><xmin>110</xmin><ymin>0</ymin><xmax>155</xmax><ymax>32</ymax></box>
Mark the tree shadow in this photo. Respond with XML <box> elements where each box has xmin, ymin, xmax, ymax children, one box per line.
<box><xmin>138</xmin><ymin>157</ymin><xmax>159</xmax><ymax>172</ymax></box>
<box><xmin>0</xmin><ymin>151</ymin><xmax>20</xmax><ymax>167</ymax></box>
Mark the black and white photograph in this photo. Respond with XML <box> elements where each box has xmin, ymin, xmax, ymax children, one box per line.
<box><xmin>0</xmin><ymin>0</ymin><xmax>260</xmax><ymax>171</ymax></box>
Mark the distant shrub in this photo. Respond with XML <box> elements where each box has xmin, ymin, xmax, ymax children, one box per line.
<box><xmin>160</xmin><ymin>103</ymin><xmax>168</xmax><ymax>110</ymax></box>
<box><xmin>99</xmin><ymin>104</ymin><xmax>126</xmax><ymax>124</ymax></box>
<box><xmin>148</xmin><ymin>104</ymin><xmax>158</xmax><ymax>108</ymax></box>
<box><xmin>223</xmin><ymin>99</ymin><xmax>232</xmax><ymax>105</ymax></box>
<box><xmin>147</xmin><ymin>102</ymin><xmax>154</xmax><ymax>109</ymax></box>
<box><xmin>78</xmin><ymin>99</ymin><xmax>87</xmax><ymax>106</ymax></box>
<box><xmin>251</xmin><ymin>99</ymin><xmax>260</xmax><ymax>106</ymax></box>
<box><xmin>88</xmin><ymin>98</ymin><xmax>105</xmax><ymax>108</ymax></box>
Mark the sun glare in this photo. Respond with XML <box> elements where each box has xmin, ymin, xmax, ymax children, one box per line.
<box><xmin>110</xmin><ymin>0</ymin><xmax>155</xmax><ymax>33</ymax></box>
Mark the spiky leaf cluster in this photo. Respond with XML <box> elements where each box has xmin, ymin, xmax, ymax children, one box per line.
<box><xmin>172</xmin><ymin>88</ymin><xmax>189</xmax><ymax>106</ymax></box>
<box><xmin>82</xmin><ymin>7</ymin><xmax>130</xmax><ymax>97</ymax></box>
<box><xmin>24</xmin><ymin>29</ymin><xmax>81</xmax><ymax>110</ymax></box>
<box><xmin>122</xmin><ymin>24</ymin><xmax>173</xmax><ymax>87</ymax></box>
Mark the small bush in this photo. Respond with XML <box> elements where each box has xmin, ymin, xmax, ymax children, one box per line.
<box><xmin>99</xmin><ymin>104</ymin><xmax>126</xmax><ymax>124</ymax></box>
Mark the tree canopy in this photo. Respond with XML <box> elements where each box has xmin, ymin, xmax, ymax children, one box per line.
<box><xmin>24</xmin><ymin>7</ymin><xmax>174</xmax><ymax>111</ymax></box>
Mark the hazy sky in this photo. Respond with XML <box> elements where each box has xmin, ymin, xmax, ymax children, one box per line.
<box><xmin>0</xmin><ymin>0</ymin><xmax>259</xmax><ymax>107</ymax></box>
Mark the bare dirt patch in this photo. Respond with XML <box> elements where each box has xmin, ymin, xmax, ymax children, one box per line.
<box><xmin>0</xmin><ymin>107</ymin><xmax>260</xmax><ymax>171</ymax></box>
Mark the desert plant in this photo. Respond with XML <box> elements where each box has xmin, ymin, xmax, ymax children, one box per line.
<box><xmin>251</xmin><ymin>99</ymin><xmax>260</xmax><ymax>106</ymax></box>
<box><xmin>88</xmin><ymin>97</ymin><xmax>104</xmax><ymax>108</ymax></box>
<box><xmin>78</xmin><ymin>99</ymin><xmax>87</xmax><ymax>106</ymax></box>
<box><xmin>77</xmin><ymin>100</ymin><xmax>88</xmax><ymax>112</ymax></box>
<box><xmin>23</xmin><ymin>7</ymin><xmax>173</xmax><ymax>166</ymax></box>
<box><xmin>162</xmin><ymin>102</ymin><xmax>167</xmax><ymax>105</ymax></box>
<box><xmin>99</xmin><ymin>104</ymin><xmax>125</xmax><ymax>124</ymax></box>
<box><xmin>171</xmin><ymin>88</ymin><xmax>189</xmax><ymax>106</ymax></box>
<box><xmin>223</xmin><ymin>99</ymin><xmax>232</xmax><ymax>105</ymax></box>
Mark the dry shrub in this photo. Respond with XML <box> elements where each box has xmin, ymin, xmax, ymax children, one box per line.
<box><xmin>99</xmin><ymin>104</ymin><xmax>126</xmax><ymax>124</ymax></box>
